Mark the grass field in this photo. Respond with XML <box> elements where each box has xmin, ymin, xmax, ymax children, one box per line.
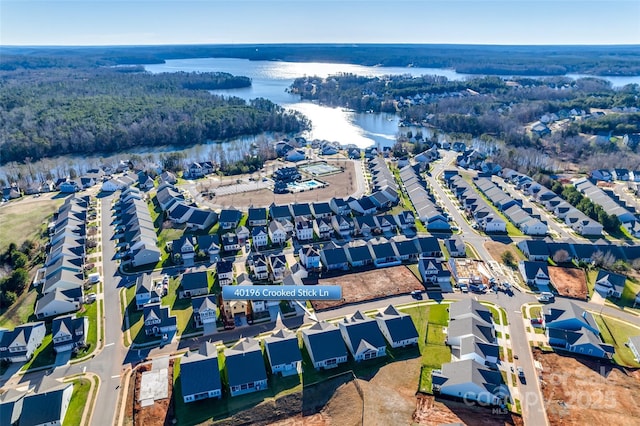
<box><xmin>401</xmin><ymin>303</ymin><xmax>451</xmax><ymax>393</ymax></box>
<box><xmin>593</xmin><ymin>314</ymin><xmax>640</xmax><ymax>368</ymax></box>
<box><xmin>22</xmin><ymin>328</ymin><xmax>55</xmax><ymax>371</ymax></box>
<box><xmin>0</xmin><ymin>196</ymin><xmax>63</xmax><ymax>253</ymax></box>
<box><xmin>0</xmin><ymin>287</ymin><xmax>38</xmax><ymax>328</ymax></box>
<box><xmin>64</xmin><ymin>378</ymin><xmax>92</xmax><ymax>426</ymax></box>
<box><xmin>75</xmin><ymin>301</ymin><xmax>98</xmax><ymax>358</ymax></box>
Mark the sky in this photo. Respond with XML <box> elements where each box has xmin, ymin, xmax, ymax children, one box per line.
<box><xmin>1</xmin><ymin>0</ymin><xmax>639</xmax><ymax>46</ymax></box>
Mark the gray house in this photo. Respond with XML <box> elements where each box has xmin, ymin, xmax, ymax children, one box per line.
<box><xmin>0</xmin><ymin>322</ymin><xmax>46</xmax><ymax>363</ymax></box>
<box><xmin>52</xmin><ymin>314</ymin><xmax>88</xmax><ymax>354</ymax></box>
<box><xmin>264</xmin><ymin>329</ymin><xmax>302</xmax><ymax>376</ymax></box>
<box><xmin>338</xmin><ymin>311</ymin><xmax>387</xmax><ymax>361</ymax></box>
<box><xmin>225</xmin><ymin>338</ymin><xmax>268</xmax><ymax>397</ymax></box>
<box><xmin>375</xmin><ymin>305</ymin><xmax>419</xmax><ymax>348</ymax></box>
<box><xmin>301</xmin><ymin>321</ymin><xmax>348</xmax><ymax>370</ymax></box>
<box><xmin>20</xmin><ymin>383</ymin><xmax>73</xmax><ymax>426</ymax></box>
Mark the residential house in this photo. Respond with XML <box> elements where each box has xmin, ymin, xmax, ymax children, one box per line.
<box><xmin>197</xmin><ymin>235</ymin><xmax>220</xmax><ymax>263</ymax></box>
<box><xmin>251</xmin><ymin>254</ymin><xmax>269</xmax><ymax>280</ymax></box>
<box><xmin>301</xmin><ymin>321</ymin><xmax>348</xmax><ymax>369</ymax></box>
<box><xmin>299</xmin><ymin>245</ymin><xmax>321</xmax><ymax>270</ymax></box>
<box><xmin>285</xmin><ymin>149</ymin><xmax>306</xmax><ymax>162</ymax></box>
<box><xmin>391</xmin><ymin>238</ymin><xmax>420</xmax><ymax>262</ymax></box>
<box><xmin>449</xmin><ymin>299</ymin><xmax>494</xmax><ymax>323</ymax></box>
<box><xmin>0</xmin><ymin>322</ymin><xmax>46</xmax><ymax>363</ymax></box>
<box><xmin>311</xmin><ymin>202</ymin><xmax>333</xmax><ymax>219</ymax></box>
<box><xmin>418</xmin><ymin>258</ymin><xmax>452</xmax><ymax>292</ymax></box>
<box><xmin>143</xmin><ymin>303</ymin><xmax>177</xmax><ymax>342</ymax></box>
<box><xmin>160</xmin><ymin>171</ymin><xmax>178</xmax><ymax>185</ymax></box>
<box><xmin>268</xmin><ymin>220</ymin><xmax>288</xmax><ymax>245</ymax></box>
<box><xmin>252</xmin><ymin>227</ymin><xmax>269</xmax><ymax>249</ymax></box>
<box><xmin>339</xmin><ymin>311</ymin><xmax>387</xmax><ymax>361</ymax></box>
<box><xmin>295</xmin><ymin>219</ymin><xmax>314</xmax><ymax>241</ymax></box>
<box><xmin>414</xmin><ymin>237</ymin><xmax>442</xmax><ymax>258</ymax></box>
<box><xmin>268</xmin><ymin>254</ymin><xmax>287</xmax><ymax>282</ymax></box>
<box><xmin>594</xmin><ymin>269</ymin><xmax>626</xmax><ymax>298</ymax></box>
<box><xmin>330</xmin><ymin>197</ymin><xmax>351</xmax><ymax>216</ymax></box>
<box><xmin>218</xmin><ymin>209</ymin><xmax>243</xmax><ymax>230</ymax></box>
<box><xmin>225</xmin><ymin>338</ymin><xmax>268</xmax><ymax>396</ymax></box>
<box><xmin>331</xmin><ymin>215</ymin><xmax>353</xmax><ymax>238</ymax></box>
<box><xmin>247</xmin><ymin>207</ymin><xmax>268</xmax><ymax>227</ymax></box>
<box><xmin>375</xmin><ymin>305</ymin><xmax>419</xmax><ymax>348</ymax></box>
<box><xmin>236</xmin><ymin>226</ymin><xmax>250</xmax><ymax>244</ymax></box>
<box><xmin>446</xmin><ymin>317</ymin><xmax>496</xmax><ymax>347</ymax></box>
<box><xmin>431</xmin><ymin>359</ymin><xmax>507</xmax><ymax>406</ymax></box>
<box><xmin>172</xmin><ymin>235</ymin><xmax>196</xmax><ymax>266</ymax></box>
<box><xmin>52</xmin><ymin>314</ymin><xmax>88</xmax><ymax>353</ymax></box>
<box><xmin>457</xmin><ymin>336</ymin><xmax>500</xmax><ymax>365</ymax></box>
<box><xmin>264</xmin><ymin>329</ymin><xmax>303</xmax><ymax>376</ymax></box>
<box><xmin>517</xmin><ymin>240</ymin><xmax>549</xmax><ymax>262</ymax></box>
<box><xmin>376</xmin><ymin>214</ymin><xmax>397</xmax><ymax>234</ymax></box>
<box><xmin>137</xmin><ymin>173</ymin><xmax>155</xmax><ymax>190</ymax></box>
<box><xmin>394</xmin><ymin>211</ymin><xmax>416</xmax><ymax>230</ymax></box>
<box><xmin>269</xmin><ymin>203</ymin><xmax>293</xmax><ymax>223</ymax></box>
<box><xmin>445</xmin><ymin>237</ymin><xmax>465</xmax><ymax>258</ymax></box>
<box><xmin>518</xmin><ymin>261</ymin><xmax>551</xmax><ymax>290</ymax></box>
<box><xmin>313</xmin><ymin>217</ymin><xmax>334</xmax><ymax>240</ymax></box>
<box><xmin>135</xmin><ymin>274</ymin><xmax>162</xmax><ymax>310</ymax></box>
<box><xmin>369</xmin><ymin>239</ymin><xmax>401</xmax><ymax>268</ymax></box>
<box><xmin>221</xmin><ymin>233</ymin><xmax>240</xmax><ymax>252</ymax></box>
<box><xmin>0</xmin><ymin>389</ymin><xmax>24</xmax><ymax>426</ymax></box>
<box><xmin>353</xmin><ymin>215</ymin><xmax>380</xmax><ymax>236</ymax></box>
<box><xmin>217</xmin><ymin>260</ymin><xmax>234</xmax><ymax>285</ymax></box>
<box><xmin>185</xmin><ymin>209</ymin><xmax>217</xmax><ymax>231</ymax></box>
<box><xmin>179</xmin><ymin>271</ymin><xmax>209</xmax><ymax>299</ymax></box>
<box><xmin>346</xmin><ymin>243</ymin><xmax>375</xmax><ymax>268</ymax></box>
<box><xmin>180</xmin><ymin>342</ymin><xmax>222</xmax><ymax>403</ymax></box>
<box><xmin>35</xmin><ymin>287</ymin><xmax>82</xmax><ymax>319</ymax></box>
<box><xmin>191</xmin><ymin>295</ymin><xmax>218</xmax><ymax>329</ymax></box>
<box><xmin>320</xmin><ymin>245</ymin><xmax>349</xmax><ymax>271</ymax></box>
<box><xmin>59</xmin><ymin>180</ymin><xmax>80</xmax><ymax>193</ymax></box>
<box><xmin>348</xmin><ymin>196</ymin><xmax>377</xmax><ymax>215</ymax></box>
<box><xmin>41</xmin><ymin>268</ymin><xmax>83</xmax><ymax>295</ymax></box>
<box><xmin>20</xmin><ymin>383</ymin><xmax>74</xmax><ymax>426</ymax></box>
<box><xmin>290</xmin><ymin>203</ymin><xmax>313</xmax><ymax>221</ymax></box>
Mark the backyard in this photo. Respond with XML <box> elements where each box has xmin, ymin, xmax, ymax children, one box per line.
<box><xmin>548</xmin><ymin>266</ymin><xmax>588</xmax><ymax>300</ymax></box>
<box><xmin>593</xmin><ymin>313</ymin><xmax>640</xmax><ymax>368</ymax></box>
<box><xmin>0</xmin><ymin>194</ymin><xmax>63</xmax><ymax>253</ymax></box>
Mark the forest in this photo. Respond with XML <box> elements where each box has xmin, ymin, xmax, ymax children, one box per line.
<box><xmin>0</xmin><ymin>67</ymin><xmax>309</xmax><ymax>164</ymax></box>
<box><xmin>3</xmin><ymin>44</ymin><xmax>640</xmax><ymax>76</ymax></box>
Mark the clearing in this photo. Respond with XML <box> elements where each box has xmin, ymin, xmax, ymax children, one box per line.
<box><xmin>204</xmin><ymin>160</ymin><xmax>358</xmax><ymax>209</ymax></box>
<box><xmin>548</xmin><ymin>266</ymin><xmax>588</xmax><ymax>300</ymax></box>
<box><xmin>0</xmin><ymin>194</ymin><xmax>64</xmax><ymax>253</ymax></box>
<box><xmin>535</xmin><ymin>350</ymin><xmax>640</xmax><ymax>425</ymax></box>
<box><xmin>484</xmin><ymin>241</ymin><xmax>525</xmax><ymax>264</ymax></box>
<box><xmin>312</xmin><ymin>266</ymin><xmax>423</xmax><ymax>311</ymax></box>
<box><xmin>412</xmin><ymin>394</ymin><xmax>523</xmax><ymax>426</ymax></box>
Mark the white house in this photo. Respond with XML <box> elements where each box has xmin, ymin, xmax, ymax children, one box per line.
<box><xmin>268</xmin><ymin>220</ymin><xmax>288</xmax><ymax>245</ymax></box>
<box><xmin>375</xmin><ymin>305</ymin><xmax>419</xmax><ymax>348</ymax></box>
<box><xmin>251</xmin><ymin>227</ymin><xmax>268</xmax><ymax>249</ymax></box>
<box><xmin>338</xmin><ymin>311</ymin><xmax>387</xmax><ymax>361</ymax></box>
<box><xmin>264</xmin><ymin>329</ymin><xmax>303</xmax><ymax>377</ymax></box>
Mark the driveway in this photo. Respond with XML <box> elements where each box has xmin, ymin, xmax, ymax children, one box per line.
<box><xmin>54</xmin><ymin>350</ymin><xmax>73</xmax><ymax>366</ymax></box>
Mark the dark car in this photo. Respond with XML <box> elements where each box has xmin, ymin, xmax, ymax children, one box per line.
<box><xmin>411</xmin><ymin>290</ymin><xmax>423</xmax><ymax>300</ymax></box>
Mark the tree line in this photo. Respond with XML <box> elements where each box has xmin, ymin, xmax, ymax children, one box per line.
<box><xmin>0</xmin><ymin>67</ymin><xmax>309</xmax><ymax>164</ymax></box>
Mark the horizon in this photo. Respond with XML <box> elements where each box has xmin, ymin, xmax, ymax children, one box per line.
<box><xmin>2</xmin><ymin>1</ymin><xmax>639</xmax><ymax>46</ymax></box>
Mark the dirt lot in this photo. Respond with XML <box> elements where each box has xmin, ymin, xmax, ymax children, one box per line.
<box><xmin>413</xmin><ymin>394</ymin><xmax>523</xmax><ymax>426</ymax></box>
<box><xmin>312</xmin><ymin>266</ymin><xmax>423</xmax><ymax>311</ymax></box>
<box><xmin>484</xmin><ymin>241</ymin><xmax>524</xmax><ymax>264</ymax></box>
<box><xmin>203</xmin><ymin>160</ymin><xmax>357</xmax><ymax>209</ymax></box>
<box><xmin>130</xmin><ymin>362</ymin><xmax>174</xmax><ymax>426</ymax></box>
<box><xmin>548</xmin><ymin>267</ymin><xmax>588</xmax><ymax>300</ymax></box>
<box><xmin>535</xmin><ymin>350</ymin><xmax>640</xmax><ymax>425</ymax></box>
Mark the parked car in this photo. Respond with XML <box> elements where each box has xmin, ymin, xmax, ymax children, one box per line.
<box><xmin>459</xmin><ymin>284</ymin><xmax>469</xmax><ymax>293</ymax></box>
<box><xmin>411</xmin><ymin>290</ymin><xmax>423</xmax><ymax>300</ymax></box>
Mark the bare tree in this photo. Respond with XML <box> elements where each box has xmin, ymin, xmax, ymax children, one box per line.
<box><xmin>552</xmin><ymin>249</ymin><xmax>570</xmax><ymax>264</ymax></box>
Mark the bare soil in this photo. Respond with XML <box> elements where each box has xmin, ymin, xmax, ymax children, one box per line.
<box><xmin>412</xmin><ymin>394</ymin><xmax>523</xmax><ymax>426</ymax></box>
<box><xmin>484</xmin><ymin>241</ymin><xmax>524</xmax><ymax>264</ymax></box>
<box><xmin>131</xmin><ymin>362</ymin><xmax>174</xmax><ymax>426</ymax></box>
<box><xmin>535</xmin><ymin>350</ymin><xmax>640</xmax><ymax>426</ymax></box>
<box><xmin>312</xmin><ymin>266</ymin><xmax>423</xmax><ymax>311</ymax></box>
<box><xmin>548</xmin><ymin>267</ymin><xmax>588</xmax><ymax>300</ymax></box>
<box><xmin>207</xmin><ymin>160</ymin><xmax>357</xmax><ymax>209</ymax></box>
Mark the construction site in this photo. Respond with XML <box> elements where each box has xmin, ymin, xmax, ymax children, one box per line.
<box><xmin>448</xmin><ymin>258</ymin><xmax>491</xmax><ymax>286</ymax></box>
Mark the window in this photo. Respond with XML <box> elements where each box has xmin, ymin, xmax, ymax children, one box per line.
<box><xmin>326</xmin><ymin>358</ymin><xmax>337</xmax><ymax>365</ymax></box>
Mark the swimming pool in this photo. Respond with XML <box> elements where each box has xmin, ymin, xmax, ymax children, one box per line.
<box><xmin>286</xmin><ymin>179</ymin><xmax>325</xmax><ymax>192</ymax></box>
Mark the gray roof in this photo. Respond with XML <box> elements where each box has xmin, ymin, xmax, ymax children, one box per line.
<box><xmin>20</xmin><ymin>383</ymin><xmax>72</xmax><ymax>426</ymax></box>
<box><xmin>264</xmin><ymin>329</ymin><xmax>302</xmax><ymax>367</ymax></box>
<box><xmin>375</xmin><ymin>305</ymin><xmax>419</xmax><ymax>343</ymax></box>
<box><xmin>180</xmin><ymin>342</ymin><xmax>221</xmax><ymax>397</ymax></box>
<box><xmin>459</xmin><ymin>335</ymin><xmax>499</xmax><ymax>360</ymax></box>
<box><xmin>301</xmin><ymin>321</ymin><xmax>348</xmax><ymax>362</ymax></box>
<box><xmin>448</xmin><ymin>300</ymin><xmax>493</xmax><ymax>324</ymax></box>
<box><xmin>340</xmin><ymin>310</ymin><xmax>387</xmax><ymax>350</ymax></box>
<box><xmin>181</xmin><ymin>271</ymin><xmax>209</xmax><ymax>292</ymax></box>
<box><xmin>433</xmin><ymin>359</ymin><xmax>503</xmax><ymax>395</ymax></box>
<box><xmin>447</xmin><ymin>317</ymin><xmax>495</xmax><ymax>344</ymax></box>
<box><xmin>224</xmin><ymin>338</ymin><xmax>267</xmax><ymax>387</ymax></box>
<box><xmin>192</xmin><ymin>295</ymin><xmax>217</xmax><ymax>313</ymax></box>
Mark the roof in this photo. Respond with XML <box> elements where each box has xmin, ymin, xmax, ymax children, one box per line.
<box><xmin>191</xmin><ymin>295</ymin><xmax>217</xmax><ymax>312</ymax></box>
<box><xmin>392</xmin><ymin>239</ymin><xmax>419</xmax><ymax>257</ymax></box>
<box><xmin>448</xmin><ymin>300</ymin><xmax>493</xmax><ymax>324</ymax></box>
<box><xmin>447</xmin><ymin>317</ymin><xmax>495</xmax><ymax>344</ymax></box>
<box><xmin>321</xmin><ymin>246</ymin><xmax>348</xmax><ymax>265</ymax></box>
<box><xmin>544</xmin><ymin>300</ymin><xmax>598</xmax><ymax>331</ymax></box>
<box><xmin>180</xmin><ymin>342</ymin><xmax>221</xmax><ymax>397</ymax></box>
<box><xmin>301</xmin><ymin>321</ymin><xmax>348</xmax><ymax>362</ymax></box>
<box><xmin>269</xmin><ymin>204</ymin><xmax>292</xmax><ymax>219</ymax></box>
<box><xmin>459</xmin><ymin>335</ymin><xmax>500</xmax><ymax>360</ymax></box>
<box><xmin>217</xmin><ymin>259</ymin><xmax>234</xmax><ymax>274</ymax></box>
<box><xmin>369</xmin><ymin>241</ymin><xmax>397</xmax><ymax>259</ymax></box>
<box><xmin>224</xmin><ymin>338</ymin><xmax>267</xmax><ymax>386</ymax></box>
<box><xmin>347</xmin><ymin>245</ymin><xmax>374</xmax><ymax>262</ymax></box>
<box><xmin>181</xmin><ymin>271</ymin><xmax>209</xmax><ymax>291</ymax></box>
<box><xmin>219</xmin><ymin>209</ymin><xmax>242</xmax><ymax>224</ymax></box>
<box><xmin>312</xmin><ymin>202</ymin><xmax>333</xmax><ymax>216</ymax></box>
<box><xmin>595</xmin><ymin>269</ymin><xmax>626</xmax><ymax>293</ymax></box>
<box><xmin>197</xmin><ymin>234</ymin><xmax>220</xmax><ymax>251</ymax></box>
<box><xmin>375</xmin><ymin>305</ymin><xmax>419</xmax><ymax>342</ymax></box>
<box><xmin>433</xmin><ymin>359</ymin><xmax>503</xmax><ymax>396</ymax></box>
<box><xmin>187</xmin><ymin>209</ymin><xmax>216</xmax><ymax>226</ymax></box>
<box><xmin>340</xmin><ymin>310</ymin><xmax>387</xmax><ymax>350</ymax></box>
<box><xmin>20</xmin><ymin>383</ymin><xmax>72</xmax><ymax>426</ymax></box>
<box><xmin>0</xmin><ymin>389</ymin><xmax>24</xmax><ymax>426</ymax></box>
<box><xmin>264</xmin><ymin>329</ymin><xmax>302</xmax><ymax>366</ymax></box>
<box><xmin>520</xmin><ymin>239</ymin><xmax>549</xmax><ymax>257</ymax></box>
<box><xmin>520</xmin><ymin>261</ymin><xmax>549</xmax><ymax>279</ymax></box>
<box><xmin>247</xmin><ymin>207</ymin><xmax>267</xmax><ymax>222</ymax></box>
<box><xmin>414</xmin><ymin>237</ymin><xmax>441</xmax><ymax>254</ymax></box>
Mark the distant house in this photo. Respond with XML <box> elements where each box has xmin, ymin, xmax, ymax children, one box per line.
<box><xmin>594</xmin><ymin>269</ymin><xmax>626</xmax><ymax>299</ymax></box>
<box><xmin>445</xmin><ymin>237</ymin><xmax>466</xmax><ymax>257</ymax></box>
<box><xmin>375</xmin><ymin>305</ymin><xmax>419</xmax><ymax>348</ymax></box>
<box><xmin>143</xmin><ymin>303</ymin><xmax>177</xmax><ymax>342</ymax></box>
<box><xmin>185</xmin><ymin>209</ymin><xmax>217</xmax><ymax>231</ymax></box>
<box><xmin>264</xmin><ymin>329</ymin><xmax>303</xmax><ymax>376</ymax></box>
<box><xmin>236</xmin><ymin>226</ymin><xmax>250</xmax><ymax>244</ymax></box>
<box><xmin>180</xmin><ymin>342</ymin><xmax>222</xmax><ymax>403</ymax></box>
<box><xmin>179</xmin><ymin>271</ymin><xmax>209</xmax><ymax>299</ymax></box>
<box><xmin>517</xmin><ymin>240</ymin><xmax>549</xmax><ymax>262</ymax></box>
<box><xmin>59</xmin><ymin>180</ymin><xmax>80</xmax><ymax>193</ymax></box>
<box><xmin>251</xmin><ymin>254</ymin><xmax>269</xmax><ymax>280</ymax></box>
<box><xmin>268</xmin><ymin>220</ymin><xmax>288</xmax><ymax>245</ymax></box>
<box><xmin>301</xmin><ymin>321</ymin><xmax>348</xmax><ymax>370</ymax></box>
<box><xmin>217</xmin><ymin>260</ymin><xmax>235</xmax><ymax>286</ymax></box>
<box><xmin>320</xmin><ymin>245</ymin><xmax>349</xmax><ymax>271</ymax></box>
<box><xmin>20</xmin><ymin>383</ymin><xmax>74</xmax><ymax>426</ymax></box>
<box><xmin>418</xmin><ymin>257</ymin><xmax>452</xmax><ymax>291</ymax></box>
<box><xmin>35</xmin><ymin>287</ymin><xmax>83</xmax><ymax>319</ymax></box>
<box><xmin>191</xmin><ymin>295</ymin><xmax>218</xmax><ymax>329</ymax></box>
<box><xmin>0</xmin><ymin>322</ymin><xmax>46</xmax><ymax>363</ymax></box>
<box><xmin>219</xmin><ymin>209</ymin><xmax>243</xmax><ymax>230</ymax></box>
<box><xmin>518</xmin><ymin>261</ymin><xmax>551</xmax><ymax>289</ymax></box>
<box><xmin>295</xmin><ymin>219</ymin><xmax>314</xmax><ymax>241</ymax></box>
<box><xmin>369</xmin><ymin>240</ymin><xmax>401</xmax><ymax>268</ymax></box>
<box><xmin>299</xmin><ymin>245</ymin><xmax>321</xmax><ymax>270</ymax></box>
<box><xmin>391</xmin><ymin>238</ymin><xmax>419</xmax><ymax>262</ymax></box>
<box><xmin>251</xmin><ymin>226</ymin><xmax>269</xmax><ymax>249</ymax></box>
<box><xmin>135</xmin><ymin>274</ymin><xmax>162</xmax><ymax>310</ymax></box>
<box><xmin>414</xmin><ymin>237</ymin><xmax>442</xmax><ymax>258</ymax></box>
<box><xmin>330</xmin><ymin>197</ymin><xmax>351</xmax><ymax>216</ymax></box>
<box><xmin>172</xmin><ymin>235</ymin><xmax>196</xmax><ymax>266</ymax></box>
<box><xmin>221</xmin><ymin>233</ymin><xmax>240</xmax><ymax>252</ymax></box>
<box><xmin>225</xmin><ymin>338</ymin><xmax>268</xmax><ymax>397</ymax></box>
<box><xmin>268</xmin><ymin>254</ymin><xmax>287</xmax><ymax>282</ymax></box>
<box><xmin>338</xmin><ymin>311</ymin><xmax>387</xmax><ymax>361</ymax></box>
<box><xmin>394</xmin><ymin>211</ymin><xmax>416</xmax><ymax>230</ymax></box>
<box><xmin>331</xmin><ymin>215</ymin><xmax>353</xmax><ymax>237</ymax></box>
<box><xmin>52</xmin><ymin>314</ymin><xmax>88</xmax><ymax>354</ymax></box>
<box><xmin>269</xmin><ymin>203</ymin><xmax>293</xmax><ymax>223</ymax></box>
<box><xmin>247</xmin><ymin>207</ymin><xmax>268</xmax><ymax>227</ymax></box>
<box><xmin>197</xmin><ymin>235</ymin><xmax>220</xmax><ymax>263</ymax></box>
<box><xmin>286</xmin><ymin>149</ymin><xmax>306</xmax><ymax>162</ymax></box>
<box><xmin>311</xmin><ymin>202</ymin><xmax>333</xmax><ymax>219</ymax></box>
<box><xmin>346</xmin><ymin>243</ymin><xmax>374</xmax><ymax>268</ymax></box>
<box><xmin>313</xmin><ymin>217</ymin><xmax>334</xmax><ymax>240</ymax></box>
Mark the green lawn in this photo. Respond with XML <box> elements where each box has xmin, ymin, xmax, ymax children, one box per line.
<box><xmin>161</xmin><ymin>275</ymin><xmax>211</xmax><ymax>336</ymax></box>
<box><xmin>22</xmin><ymin>328</ymin><xmax>55</xmax><ymax>371</ymax></box>
<box><xmin>75</xmin><ymin>301</ymin><xmax>98</xmax><ymax>358</ymax></box>
<box><xmin>481</xmin><ymin>303</ymin><xmax>505</xmax><ymax>325</ymax></box>
<box><xmin>63</xmin><ymin>378</ymin><xmax>92</xmax><ymax>426</ymax></box>
<box><xmin>406</xmin><ymin>264</ymin><xmax>423</xmax><ymax>283</ymax></box>
<box><xmin>0</xmin><ymin>287</ymin><xmax>38</xmax><ymax>328</ymax></box>
<box><xmin>593</xmin><ymin>314</ymin><xmax>640</xmax><ymax>368</ymax></box>
<box><xmin>401</xmin><ymin>304</ymin><xmax>451</xmax><ymax>393</ymax></box>
<box><xmin>124</xmin><ymin>284</ymin><xmax>144</xmax><ymax>345</ymax></box>
<box><xmin>465</xmin><ymin>243</ymin><xmax>478</xmax><ymax>259</ymax></box>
